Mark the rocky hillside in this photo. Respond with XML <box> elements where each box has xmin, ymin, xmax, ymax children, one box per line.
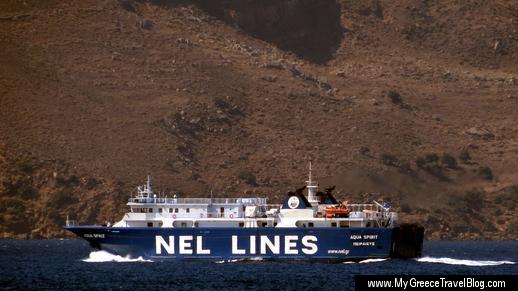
<box><xmin>1</xmin><ymin>0</ymin><xmax>517</xmax><ymax>239</ymax></box>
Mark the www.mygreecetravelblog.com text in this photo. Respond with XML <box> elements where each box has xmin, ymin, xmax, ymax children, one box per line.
<box><xmin>355</xmin><ymin>275</ymin><xmax>517</xmax><ymax>290</ymax></box>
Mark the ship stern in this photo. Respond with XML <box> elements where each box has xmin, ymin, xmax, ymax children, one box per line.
<box><xmin>390</xmin><ymin>223</ymin><xmax>425</xmax><ymax>258</ymax></box>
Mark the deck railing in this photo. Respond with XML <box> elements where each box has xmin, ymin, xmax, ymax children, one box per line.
<box><xmin>65</xmin><ymin>219</ymin><xmax>78</xmax><ymax>226</ymax></box>
<box><xmin>342</xmin><ymin>201</ymin><xmax>390</xmax><ymax>212</ymax></box>
<box><xmin>128</xmin><ymin>197</ymin><xmax>268</xmax><ymax>205</ymax></box>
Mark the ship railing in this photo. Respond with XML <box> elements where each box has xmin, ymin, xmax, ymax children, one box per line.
<box><xmin>125</xmin><ymin>212</ymin><xmax>236</xmax><ymax>219</ymax></box>
<box><xmin>165</xmin><ymin>212</ymin><xmax>235</xmax><ymax>219</ymax></box>
<box><xmin>202</xmin><ymin>212</ymin><xmax>237</xmax><ymax>218</ymax></box>
<box><xmin>128</xmin><ymin>197</ymin><xmax>268</xmax><ymax>205</ymax></box>
<box><xmin>250</xmin><ymin>204</ymin><xmax>281</xmax><ymax>218</ymax></box>
<box><xmin>262</xmin><ymin>204</ymin><xmax>282</xmax><ymax>212</ymax></box>
<box><xmin>344</xmin><ymin>203</ymin><xmax>390</xmax><ymax>213</ymax></box>
<box><xmin>265</xmin><ymin>204</ymin><xmax>282</xmax><ymax>209</ymax></box>
<box><xmin>65</xmin><ymin>219</ymin><xmax>78</xmax><ymax>226</ymax></box>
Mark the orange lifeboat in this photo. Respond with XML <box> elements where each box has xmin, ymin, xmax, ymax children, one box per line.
<box><xmin>324</xmin><ymin>206</ymin><xmax>350</xmax><ymax>218</ymax></box>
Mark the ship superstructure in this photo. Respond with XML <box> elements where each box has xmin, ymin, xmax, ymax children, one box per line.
<box><xmin>111</xmin><ymin>163</ymin><xmax>397</xmax><ymax>230</ymax></box>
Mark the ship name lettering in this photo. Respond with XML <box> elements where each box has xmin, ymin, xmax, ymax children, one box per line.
<box><xmin>232</xmin><ymin>235</ymin><xmax>318</xmax><ymax>255</ymax></box>
<box><xmin>352</xmin><ymin>241</ymin><xmax>375</xmax><ymax>246</ymax></box>
<box><xmin>155</xmin><ymin>235</ymin><xmax>210</xmax><ymax>255</ymax></box>
<box><xmin>155</xmin><ymin>235</ymin><xmax>318</xmax><ymax>255</ymax></box>
<box><xmin>363</xmin><ymin>235</ymin><xmax>378</xmax><ymax>239</ymax></box>
<box><xmin>179</xmin><ymin>236</ymin><xmax>193</xmax><ymax>254</ymax></box>
<box><xmin>83</xmin><ymin>233</ymin><xmax>104</xmax><ymax>238</ymax></box>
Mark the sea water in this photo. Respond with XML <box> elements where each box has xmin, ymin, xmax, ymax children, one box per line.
<box><xmin>0</xmin><ymin>240</ymin><xmax>516</xmax><ymax>290</ymax></box>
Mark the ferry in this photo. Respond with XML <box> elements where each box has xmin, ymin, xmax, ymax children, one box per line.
<box><xmin>64</xmin><ymin>164</ymin><xmax>424</xmax><ymax>261</ymax></box>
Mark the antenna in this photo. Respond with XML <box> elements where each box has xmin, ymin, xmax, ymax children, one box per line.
<box><xmin>309</xmin><ymin>160</ymin><xmax>312</xmax><ymax>182</ymax></box>
<box><xmin>306</xmin><ymin>160</ymin><xmax>318</xmax><ymax>203</ymax></box>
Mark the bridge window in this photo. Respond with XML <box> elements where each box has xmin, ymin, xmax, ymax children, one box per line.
<box><xmin>147</xmin><ymin>222</ymin><xmax>153</xmax><ymax>227</ymax></box>
<box><xmin>186</xmin><ymin>208</ymin><xmax>190</xmax><ymax>213</ymax></box>
<box><xmin>174</xmin><ymin>208</ymin><xmax>179</xmax><ymax>213</ymax></box>
<box><xmin>169</xmin><ymin>208</ymin><xmax>173</xmax><ymax>213</ymax></box>
<box><xmin>158</xmin><ymin>208</ymin><xmax>163</xmax><ymax>213</ymax></box>
<box><xmin>331</xmin><ymin>222</ymin><xmax>337</xmax><ymax>227</ymax></box>
<box><xmin>148</xmin><ymin>208</ymin><xmax>153</xmax><ymax>213</ymax></box>
<box><xmin>308</xmin><ymin>222</ymin><xmax>314</xmax><ymax>227</ymax></box>
<box><xmin>239</xmin><ymin>222</ymin><xmax>244</xmax><ymax>227</ymax></box>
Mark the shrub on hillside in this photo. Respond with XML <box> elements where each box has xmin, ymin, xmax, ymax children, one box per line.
<box><xmin>424</xmin><ymin>153</ymin><xmax>439</xmax><ymax>164</ymax></box>
<box><xmin>3</xmin><ymin>179</ymin><xmax>37</xmax><ymax>200</ymax></box>
<box><xmin>238</xmin><ymin>170</ymin><xmax>257</xmax><ymax>186</ymax></box>
<box><xmin>462</xmin><ymin>191</ymin><xmax>484</xmax><ymax>210</ymax></box>
<box><xmin>415</xmin><ymin>157</ymin><xmax>426</xmax><ymax>169</ymax></box>
<box><xmin>495</xmin><ymin>186</ymin><xmax>518</xmax><ymax>209</ymax></box>
<box><xmin>48</xmin><ymin>189</ymin><xmax>78</xmax><ymax>206</ymax></box>
<box><xmin>380</xmin><ymin>154</ymin><xmax>398</xmax><ymax>167</ymax></box>
<box><xmin>0</xmin><ymin>197</ymin><xmax>26</xmax><ymax>214</ymax></box>
<box><xmin>508</xmin><ymin>222</ymin><xmax>518</xmax><ymax>235</ymax></box>
<box><xmin>441</xmin><ymin>153</ymin><xmax>457</xmax><ymax>168</ymax></box>
<box><xmin>17</xmin><ymin>159</ymin><xmax>35</xmax><ymax>174</ymax></box>
<box><xmin>387</xmin><ymin>90</ymin><xmax>402</xmax><ymax>104</ymax></box>
<box><xmin>85</xmin><ymin>178</ymin><xmax>99</xmax><ymax>190</ymax></box>
<box><xmin>400</xmin><ymin>203</ymin><xmax>412</xmax><ymax>213</ymax></box>
<box><xmin>426</xmin><ymin>166</ymin><xmax>448</xmax><ymax>180</ymax></box>
<box><xmin>380</xmin><ymin>154</ymin><xmax>413</xmax><ymax>174</ymax></box>
<box><xmin>449</xmin><ymin>191</ymin><xmax>484</xmax><ymax>214</ymax></box>
<box><xmin>56</xmin><ymin>174</ymin><xmax>80</xmax><ymax>188</ymax></box>
<box><xmin>415</xmin><ymin>153</ymin><xmax>448</xmax><ymax>180</ymax></box>
<box><xmin>459</xmin><ymin>150</ymin><xmax>471</xmax><ymax>163</ymax></box>
<box><xmin>478</xmin><ymin>166</ymin><xmax>493</xmax><ymax>180</ymax></box>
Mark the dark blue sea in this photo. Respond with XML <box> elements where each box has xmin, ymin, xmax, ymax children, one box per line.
<box><xmin>0</xmin><ymin>240</ymin><xmax>517</xmax><ymax>290</ymax></box>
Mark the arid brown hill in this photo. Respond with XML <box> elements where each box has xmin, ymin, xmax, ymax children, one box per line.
<box><xmin>0</xmin><ymin>0</ymin><xmax>517</xmax><ymax>239</ymax></box>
